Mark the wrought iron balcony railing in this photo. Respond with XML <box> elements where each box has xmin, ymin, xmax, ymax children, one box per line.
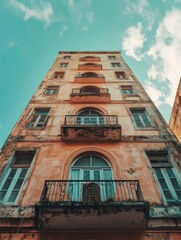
<box><xmin>63</xmin><ymin>115</ymin><xmax>118</xmax><ymax>126</ymax></box>
<box><xmin>79</xmin><ymin>57</ymin><xmax>101</xmax><ymax>62</ymax></box>
<box><xmin>71</xmin><ymin>88</ymin><xmax>109</xmax><ymax>96</ymax></box>
<box><xmin>40</xmin><ymin>180</ymin><xmax>144</xmax><ymax>203</ymax></box>
<box><xmin>75</xmin><ymin>73</ymin><xmax>104</xmax><ymax>78</ymax></box>
<box><xmin>78</xmin><ymin>63</ymin><xmax>102</xmax><ymax>70</ymax></box>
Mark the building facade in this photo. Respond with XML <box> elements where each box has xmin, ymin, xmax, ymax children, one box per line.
<box><xmin>170</xmin><ymin>78</ymin><xmax>181</xmax><ymax>143</ymax></box>
<box><xmin>0</xmin><ymin>51</ymin><xmax>181</xmax><ymax>240</ymax></box>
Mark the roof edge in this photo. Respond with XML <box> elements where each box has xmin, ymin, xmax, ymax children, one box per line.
<box><xmin>58</xmin><ymin>51</ymin><xmax>121</xmax><ymax>54</ymax></box>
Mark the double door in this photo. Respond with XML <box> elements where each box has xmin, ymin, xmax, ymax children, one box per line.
<box><xmin>69</xmin><ymin>168</ymin><xmax>114</xmax><ymax>202</ymax></box>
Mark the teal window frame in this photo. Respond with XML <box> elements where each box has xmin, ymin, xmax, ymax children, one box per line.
<box><xmin>131</xmin><ymin>109</ymin><xmax>153</xmax><ymax>128</ymax></box>
<box><xmin>44</xmin><ymin>86</ymin><xmax>59</xmax><ymax>95</ymax></box>
<box><xmin>27</xmin><ymin>108</ymin><xmax>50</xmax><ymax>128</ymax></box>
<box><xmin>121</xmin><ymin>86</ymin><xmax>136</xmax><ymax>94</ymax></box>
<box><xmin>0</xmin><ymin>151</ymin><xmax>35</xmax><ymax>204</ymax></box>
<box><xmin>147</xmin><ymin>151</ymin><xmax>181</xmax><ymax>203</ymax></box>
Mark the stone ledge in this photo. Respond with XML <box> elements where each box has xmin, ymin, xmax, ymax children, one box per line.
<box><xmin>149</xmin><ymin>205</ymin><xmax>181</xmax><ymax>218</ymax></box>
<box><xmin>0</xmin><ymin>205</ymin><xmax>35</xmax><ymax>218</ymax></box>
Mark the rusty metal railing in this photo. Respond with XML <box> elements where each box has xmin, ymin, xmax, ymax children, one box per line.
<box><xmin>63</xmin><ymin>115</ymin><xmax>118</xmax><ymax>126</ymax></box>
<box><xmin>40</xmin><ymin>180</ymin><xmax>144</xmax><ymax>203</ymax></box>
<box><xmin>71</xmin><ymin>88</ymin><xmax>109</xmax><ymax>95</ymax></box>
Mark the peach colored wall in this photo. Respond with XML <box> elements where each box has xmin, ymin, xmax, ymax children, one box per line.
<box><xmin>0</xmin><ymin>52</ymin><xmax>179</xmax><ymax>207</ymax></box>
<box><xmin>1</xmin><ymin>140</ymin><xmax>179</xmax><ymax>206</ymax></box>
<box><xmin>169</xmin><ymin>79</ymin><xmax>181</xmax><ymax>143</ymax></box>
<box><xmin>1</xmin><ymin>232</ymin><xmax>181</xmax><ymax>240</ymax></box>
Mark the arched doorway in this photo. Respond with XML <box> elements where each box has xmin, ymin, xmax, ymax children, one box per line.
<box><xmin>76</xmin><ymin>108</ymin><xmax>105</xmax><ymax>125</ymax></box>
<box><xmin>80</xmin><ymin>86</ymin><xmax>100</xmax><ymax>95</ymax></box>
<box><xmin>82</xmin><ymin>72</ymin><xmax>98</xmax><ymax>78</ymax></box>
<box><xmin>69</xmin><ymin>154</ymin><xmax>114</xmax><ymax>201</ymax></box>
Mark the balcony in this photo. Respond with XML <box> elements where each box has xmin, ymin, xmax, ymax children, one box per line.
<box><xmin>75</xmin><ymin>72</ymin><xmax>105</xmax><ymax>83</ymax></box>
<box><xmin>78</xmin><ymin>63</ymin><xmax>102</xmax><ymax>71</ymax></box>
<box><xmin>61</xmin><ymin>115</ymin><xmax>121</xmax><ymax>141</ymax></box>
<box><xmin>36</xmin><ymin>180</ymin><xmax>148</xmax><ymax>229</ymax></box>
<box><xmin>79</xmin><ymin>56</ymin><xmax>101</xmax><ymax>62</ymax></box>
<box><xmin>70</xmin><ymin>88</ymin><xmax>111</xmax><ymax>103</ymax></box>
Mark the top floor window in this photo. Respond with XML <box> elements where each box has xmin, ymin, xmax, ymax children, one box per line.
<box><xmin>63</xmin><ymin>56</ymin><xmax>71</xmax><ymax>60</ymax></box>
<box><xmin>26</xmin><ymin>108</ymin><xmax>50</xmax><ymax>129</ymax></box>
<box><xmin>80</xmin><ymin>56</ymin><xmax>100</xmax><ymax>62</ymax></box>
<box><xmin>111</xmin><ymin>62</ymin><xmax>121</xmax><ymax>67</ymax></box>
<box><xmin>53</xmin><ymin>71</ymin><xmax>65</xmax><ymax>79</ymax></box>
<box><xmin>108</xmin><ymin>56</ymin><xmax>117</xmax><ymax>60</ymax></box>
<box><xmin>146</xmin><ymin>150</ymin><xmax>181</xmax><ymax>202</ymax></box>
<box><xmin>131</xmin><ymin>109</ymin><xmax>153</xmax><ymax>128</ymax></box>
<box><xmin>115</xmin><ymin>71</ymin><xmax>127</xmax><ymax>79</ymax></box>
<box><xmin>59</xmin><ymin>63</ymin><xmax>68</xmax><ymax>68</ymax></box>
<box><xmin>121</xmin><ymin>86</ymin><xmax>136</xmax><ymax>94</ymax></box>
<box><xmin>44</xmin><ymin>86</ymin><xmax>59</xmax><ymax>95</ymax></box>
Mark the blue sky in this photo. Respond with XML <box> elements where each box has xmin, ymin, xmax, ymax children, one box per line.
<box><xmin>0</xmin><ymin>0</ymin><xmax>181</xmax><ymax>148</ymax></box>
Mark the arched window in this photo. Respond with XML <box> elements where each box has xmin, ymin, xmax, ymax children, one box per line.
<box><xmin>83</xmin><ymin>56</ymin><xmax>97</xmax><ymax>59</ymax></box>
<box><xmin>83</xmin><ymin>63</ymin><xmax>98</xmax><ymax>66</ymax></box>
<box><xmin>76</xmin><ymin>108</ymin><xmax>105</xmax><ymax>125</ymax></box>
<box><xmin>78</xmin><ymin>63</ymin><xmax>102</xmax><ymax>71</ymax></box>
<box><xmin>80</xmin><ymin>56</ymin><xmax>100</xmax><ymax>62</ymax></box>
<box><xmin>82</xmin><ymin>72</ymin><xmax>98</xmax><ymax>78</ymax></box>
<box><xmin>69</xmin><ymin>154</ymin><xmax>114</xmax><ymax>201</ymax></box>
<box><xmin>80</xmin><ymin>86</ymin><xmax>100</xmax><ymax>95</ymax></box>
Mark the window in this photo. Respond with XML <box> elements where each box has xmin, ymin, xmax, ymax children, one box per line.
<box><xmin>44</xmin><ymin>86</ymin><xmax>59</xmax><ymax>95</ymax></box>
<box><xmin>115</xmin><ymin>71</ymin><xmax>127</xmax><ymax>79</ymax></box>
<box><xmin>80</xmin><ymin>56</ymin><xmax>100</xmax><ymax>62</ymax></box>
<box><xmin>131</xmin><ymin>109</ymin><xmax>153</xmax><ymax>128</ymax></box>
<box><xmin>0</xmin><ymin>151</ymin><xmax>35</xmax><ymax>203</ymax></box>
<box><xmin>111</xmin><ymin>62</ymin><xmax>121</xmax><ymax>67</ymax></box>
<box><xmin>27</xmin><ymin>108</ymin><xmax>50</xmax><ymax>128</ymax></box>
<box><xmin>146</xmin><ymin>151</ymin><xmax>181</xmax><ymax>202</ymax></box>
<box><xmin>53</xmin><ymin>71</ymin><xmax>64</xmax><ymax>79</ymax></box>
<box><xmin>69</xmin><ymin>154</ymin><xmax>113</xmax><ymax>201</ymax></box>
<box><xmin>63</xmin><ymin>56</ymin><xmax>71</xmax><ymax>60</ymax></box>
<box><xmin>81</xmin><ymin>72</ymin><xmax>99</xmax><ymax>78</ymax></box>
<box><xmin>76</xmin><ymin>109</ymin><xmax>105</xmax><ymax>125</ymax></box>
<box><xmin>80</xmin><ymin>86</ymin><xmax>100</xmax><ymax>95</ymax></box>
<box><xmin>59</xmin><ymin>63</ymin><xmax>68</xmax><ymax>68</ymax></box>
<box><xmin>121</xmin><ymin>86</ymin><xmax>136</xmax><ymax>94</ymax></box>
<box><xmin>108</xmin><ymin>56</ymin><xmax>117</xmax><ymax>60</ymax></box>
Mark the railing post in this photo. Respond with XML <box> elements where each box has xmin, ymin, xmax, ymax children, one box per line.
<box><xmin>41</xmin><ymin>181</ymin><xmax>48</xmax><ymax>201</ymax></box>
<box><xmin>137</xmin><ymin>181</ymin><xmax>144</xmax><ymax>201</ymax></box>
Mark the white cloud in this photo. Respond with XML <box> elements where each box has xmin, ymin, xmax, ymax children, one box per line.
<box><xmin>59</xmin><ymin>25</ymin><xmax>68</xmax><ymax>37</ymax></box>
<box><xmin>144</xmin><ymin>82</ymin><xmax>163</xmax><ymax>107</ymax></box>
<box><xmin>122</xmin><ymin>23</ymin><xmax>146</xmax><ymax>61</ymax></box>
<box><xmin>86</xmin><ymin>11</ymin><xmax>94</xmax><ymax>24</ymax></box>
<box><xmin>126</xmin><ymin>0</ymin><xmax>149</xmax><ymax>15</ymax></box>
<box><xmin>10</xmin><ymin>0</ymin><xmax>54</xmax><ymax>26</ymax></box>
<box><xmin>125</xmin><ymin>0</ymin><xmax>155</xmax><ymax>30</ymax></box>
<box><xmin>147</xmin><ymin>8</ymin><xmax>181</xmax><ymax>106</ymax></box>
<box><xmin>66</xmin><ymin>0</ymin><xmax>94</xmax><ymax>30</ymax></box>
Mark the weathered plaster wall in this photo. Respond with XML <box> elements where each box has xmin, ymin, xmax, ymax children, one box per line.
<box><xmin>1</xmin><ymin>232</ymin><xmax>181</xmax><ymax>240</ymax></box>
<box><xmin>1</xmin><ymin>52</ymin><xmax>181</xmax><ymax>238</ymax></box>
<box><xmin>169</xmin><ymin>78</ymin><xmax>181</xmax><ymax>143</ymax></box>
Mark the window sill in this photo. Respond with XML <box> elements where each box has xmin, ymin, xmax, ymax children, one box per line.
<box><xmin>134</xmin><ymin>127</ymin><xmax>157</xmax><ymax>131</ymax></box>
<box><xmin>122</xmin><ymin>94</ymin><xmax>139</xmax><ymax>97</ymax></box>
<box><xmin>26</xmin><ymin>127</ymin><xmax>46</xmax><ymax>130</ymax></box>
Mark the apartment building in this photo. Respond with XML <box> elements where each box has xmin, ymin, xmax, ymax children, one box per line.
<box><xmin>0</xmin><ymin>51</ymin><xmax>181</xmax><ymax>240</ymax></box>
